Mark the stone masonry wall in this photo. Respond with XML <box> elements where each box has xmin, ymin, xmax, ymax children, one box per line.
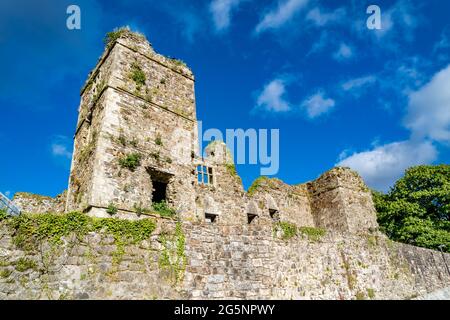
<box><xmin>13</xmin><ymin>191</ymin><xmax>66</xmax><ymax>214</ymax></box>
<box><xmin>1</xmin><ymin>217</ymin><xmax>449</xmax><ymax>300</ymax></box>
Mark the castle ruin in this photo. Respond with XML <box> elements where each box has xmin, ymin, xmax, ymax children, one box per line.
<box><xmin>3</xmin><ymin>29</ymin><xmax>449</xmax><ymax>300</ymax></box>
<box><xmin>65</xmin><ymin>29</ymin><xmax>378</xmax><ymax>235</ymax></box>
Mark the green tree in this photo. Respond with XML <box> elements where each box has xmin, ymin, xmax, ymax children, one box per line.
<box><xmin>373</xmin><ymin>165</ymin><xmax>450</xmax><ymax>252</ymax></box>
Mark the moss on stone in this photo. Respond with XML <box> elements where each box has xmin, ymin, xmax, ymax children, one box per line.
<box><xmin>14</xmin><ymin>257</ymin><xmax>36</xmax><ymax>272</ymax></box>
<box><xmin>298</xmin><ymin>227</ymin><xmax>326</xmax><ymax>242</ymax></box>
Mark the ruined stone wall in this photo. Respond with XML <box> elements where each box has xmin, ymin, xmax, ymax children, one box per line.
<box><xmin>307</xmin><ymin>168</ymin><xmax>379</xmax><ymax>234</ymax></box>
<box><xmin>13</xmin><ymin>191</ymin><xmax>66</xmax><ymax>214</ymax></box>
<box><xmin>247</xmin><ymin>178</ymin><xmax>315</xmax><ymax>228</ymax></box>
<box><xmin>1</xmin><ymin>217</ymin><xmax>449</xmax><ymax>300</ymax></box>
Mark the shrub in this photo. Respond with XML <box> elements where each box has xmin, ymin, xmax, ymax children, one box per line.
<box><xmin>130</xmin><ymin>62</ymin><xmax>146</xmax><ymax>88</ymax></box>
<box><xmin>152</xmin><ymin>201</ymin><xmax>176</xmax><ymax>218</ymax></box>
<box><xmin>275</xmin><ymin>222</ymin><xmax>298</xmax><ymax>240</ymax></box>
<box><xmin>298</xmin><ymin>227</ymin><xmax>326</xmax><ymax>242</ymax></box>
<box><xmin>104</xmin><ymin>27</ymin><xmax>129</xmax><ymax>48</ymax></box>
<box><xmin>118</xmin><ymin>153</ymin><xmax>141</xmax><ymax>171</ymax></box>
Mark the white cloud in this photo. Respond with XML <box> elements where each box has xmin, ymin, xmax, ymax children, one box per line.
<box><xmin>337</xmin><ymin>64</ymin><xmax>450</xmax><ymax>191</ymax></box>
<box><xmin>341</xmin><ymin>75</ymin><xmax>377</xmax><ymax>95</ymax></box>
<box><xmin>333</xmin><ymin>43</ymin><xmax>354</xmax><ymax>61</ymax></box>
<box><xmin>404</xmin><ymin>64</ymin><xmax>450</xmax><ymax>144</ymax></box>
<box><xmin>51</xmin><ymin>135</ymin><xmax>72</xmax><ymax>159</ymax></box>
<box><xmin>337</xmin><ymin>140</ymin><xmax>438</xmax><ymax>192</ymax></box>
<box><xmin>4</xmin><ymin>191</ymin><xmax>11</xmax><ymax>198</ymax></box>
<box><xmin>255</xmin><ymin>0</ymin><xmax>309</xmax><ymax>34</ymax></box>
<box><xmin>433</xmin><ymin>27</ymin><xmax>450</xmax><ymax>53</ymax></box>
<box><xmin>255</xmin><ymin>78</ymin><xmax>290</xmax><ymax>112</ymax></box>
<box><xmin>210</xmin><ymin>0</ymin><xmax>244</xmax><ymax>31</ymax></box>
<box><xmin>307</xmin><ymin>31</ymin><xmax>329</xmax><ymax>56</ymax></box>
<box><xmin>301</xmin><ymin>91</ymin><xmax>335</xmax><ymax>118</ymax></box>
<box><xmin>306</xmin><ymin>7</ymin><xmax>346</xmax><ymax>27</ymax></box>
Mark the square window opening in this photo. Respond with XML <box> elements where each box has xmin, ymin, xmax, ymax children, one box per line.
<box><xmin>205</xmin><ymin>213</ymin><xmax>217</xmax><ymax>223</ymax></box>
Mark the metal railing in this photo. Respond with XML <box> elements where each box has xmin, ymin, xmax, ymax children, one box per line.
<box><xmin>0</xmin><ymin>192</ymin><xmax>21</xmax><ymax>216</ymax></box>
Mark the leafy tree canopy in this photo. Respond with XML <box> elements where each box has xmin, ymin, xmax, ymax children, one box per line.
<box><xmin>373</xmin><ymin>165</ymin><xmax>450</xmax><ymax>252</ymax></box>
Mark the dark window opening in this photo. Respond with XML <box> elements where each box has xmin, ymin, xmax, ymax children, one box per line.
<box><xmin>205</xmin><ymin>213</ymin><xmax>217</xmax><ymax>223</ymax></box>
<box><xmin>247</xmin><ymin>214</ymin><xmax>257</xmax><ymax>224</ymax></box>
<box><xmin>152</xmin><ymin>180</ymin><xmax>167</xmax><ymax>203</ymax></box>
<box><xmin>147</xmin><ymin>167</ymin><xmax>173</xmax><ymax>205</ymax></box>
<box><xmin>269</xmin><ymin>209</ymin><xmax>279</xmax><ymax>220</ymax></box>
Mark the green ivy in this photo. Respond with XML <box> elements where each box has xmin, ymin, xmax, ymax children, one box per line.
<box><xmin>158</xmin><ymin>222</ymin><xmax>186</xmax><ymax>285</ymax></box>
<box><xmin>2</xmin><ymin>212</ymin><xmax>156</xmax><ymax>255</ymax></box>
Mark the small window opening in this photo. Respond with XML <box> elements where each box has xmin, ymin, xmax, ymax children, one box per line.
<box><xmin>269</xmin><ymin>209</ymin><xmax>279</xmax><ymax>220</ymax></box>
<box><xmin>205</xmin><ymin>213</ymin><xmax>217</xmax><ymax>223</ymax></box>
<box><xmin>247</xmin><ymin>213</ymin><xmax>257</xmax><ymax>224</ymax></box>
<box><xmin>196</xmin><ymin>165</ymin><xmax>213</xmax><ymax>185</ymax></box>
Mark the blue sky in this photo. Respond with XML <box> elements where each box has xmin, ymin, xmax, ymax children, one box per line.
<box><xmin>0</xmin><ymin>0</ymin><xmax>449</xmax><ymax>198</ymax></box>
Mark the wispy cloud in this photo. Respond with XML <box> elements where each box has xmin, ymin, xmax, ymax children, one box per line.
<box><xmin>255</xmin><ymin>78</ymin><xmax>291</xmax><ymax>112</ymax></box>
<box><xmin>210</xmin><ymin>0</ymin><xmax>245</xmax><ymax>31</ymax></box>
<box><xmin>341</xmin><ymin>75</ymin><xmax>377</xmax><ymax>97</ymax></box>
<box><xmin>254</xmin><ymin>78</ymin><xmax>335</xmax><ymax>119</ymax></box>
<box><xmin>353</xmin><ymin>0</ymin><xmax>421</xmax><ymax>50</ymax></box>
<box><xmin>333</xmin><ymin>43</ymin><xmax>354</xmax><ymax>61</ymax></box>
<box><xmin>255</xmin><ymin>0</ymin><xmax>309</xmax><ymax>34</ymax></box>
<box><xmin>305</xmin><ymin>7</ymin><xmax>346</xmax><ymax>27</ymax></box>
<box><xmin>51</xmin><ymin>135</ymin><xmax>72</xmax><ymax>160</ymax></box>
<box><xmin>301</xmin><ymin>91</ymin><xmax>335</xmax><ymax>119</ymax></box>
<box><xmin>433</xmin><ymin>27</ymin><xmax>450</xmax><ymax>52</ymax></box>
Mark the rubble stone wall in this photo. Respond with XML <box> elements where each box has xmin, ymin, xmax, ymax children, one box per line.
<box><xmin>1</xmin><ymin>217</ymin><xmax>449</xmax><ymax>300</ymax></box>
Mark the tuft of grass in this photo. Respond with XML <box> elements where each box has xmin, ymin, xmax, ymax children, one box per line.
<box><xmin>130</xmin><ymin>62</ymin><xmax>146</xmax><ymax>89</ymax></box>
<box><xmin>106</xmin><ymin>203</ymin><xmax>118</xmax><ymax>215</ymax></box>
<box><xmin>152</xmin><ymin>202</ymin><xmax>176</xmax><ymax>218</ymax></box>
<box><xmin>298</xmin><ymin>227</ymin><xmax>326</xmax><ymax>242</ymax></box>
<box><xmin>155</xmin><ymin>135</ymin><xmax>163</xmax><ymax>146</ymax></box>
<box><xmin>274</xmin><ymin>222</ymin><xmax>298</xmax><ymax>240</ymax></box>
<box><xmin>118</xmin><ymin>153</ymin><xmax>141</xmax><ymax>171</ymax></box>
<box><xmin>247</xmin><ymin>176</ymin><xmax>269</xmax><ymax>196</ymax></box>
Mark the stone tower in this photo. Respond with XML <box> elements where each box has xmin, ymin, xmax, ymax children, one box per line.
<box><xmin>66</xmin><ymin>28</ymin><xmax>200</xmax><ymax>219</ymax></box>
